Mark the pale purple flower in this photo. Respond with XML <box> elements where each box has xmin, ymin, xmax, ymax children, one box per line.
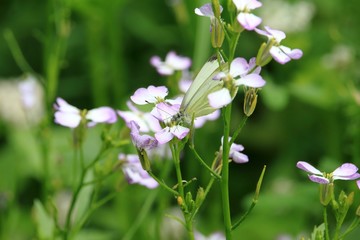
<box><xmin>129</xmin><ymin>121</ymin><xmax>158</xmax><ymax>150</ymax></box>
<box><xmin>297</xmin><ymin>161</ymin><xmax>360</xmax><ymax>185</ymax></box>
<box><xmin>233</xmin><ymin>0</ymin><xmax>262</xmax><ymax>30</ymax></box>
<box><xmin>150</xmin><ymin>51</ymin><xmax>191</xmax><ymax>76</ymax></box>
<box><xmin>208</xmin><ymin>57</ymin><xmax>265</xmax><ymax>108</ymax></box>
<box><xmin>357</xmin><ymin>180</ymin><xmax>360</xmax><ymax>189</ymax></box>
<box><xmin>195</xmin><ymin>3</ymin><xmax>222</xmax><ymax>18</ymax></box>
<box><xmin>119</xmin><ymin>153</ymin><xmax>158</xmax><ymax>189</ymax></box>
<box><xmin>221</xmin><ymin>137</ymin><xmax>249</xmax><ymax>164</ymax></box>
<box><xmin>255</xmin><ymin>26</ymin><xmax>303</xmax><ymax>64</ymax></box>
<box><xmin>54</xmin><ymin>97</ymin><xmax>117</xmax><ymax>128</ymax></box>
<box><xmin>118</xmin><ymin>101</ymin><xmax>161</xmax><ymax>133</ymax></box>
<box><xmin>151</xmin><ymin>102</ymin><xmax>190</xmax><ymax>144</ymax></box>
<box><xmin>130</xmin><ymin>85</ymin><xmax>168</xmax><ymax>105</ymax></box>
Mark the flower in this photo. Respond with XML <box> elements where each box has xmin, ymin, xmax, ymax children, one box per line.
<box><xmin>118</xmin><ymin>101</ymin><xmax>161</xmax><ymax>133</ymax></box>
<box><xmin>129</xmin><ymin>121</ymin><xmax>158</xmax><ymax>150</ymax></box>
<box><xmin>195</xmin><ymin>3</ymin><xmax>222</xmax><ymax>18</ymax></box>
<box><xmin>208</xmin><ymin>57</ymin><xmax>266</xmax><ymax>108</ymax></box>
<box><xmin>255</xmin><ymin>26</ymin><xmax>303</xmax><ymax>64</ymax></box>
<box><xmin>119</xmin><ymin>153</ymin><xmax>158</xmax><ymax>189</ymax></box>
<box><xmin>130</xmin><ymin>85</ymin><xmax>169</xmax><ymax>105</ymax></box>
<box><xmin>221</xmin><ymin>137</ymin><xmax>249</xmax><ymax>164</ymax></box>
<box><xmin>54</xmin><ymin>97</ymin><xmax>117</xmax><ymax>128</ymax></box>
<box><xmin>297</xmin><ymin>161</ymin><xmax>360</xmax><ymax>185</ymax></box>
<box><xmin>150</xmin><ymin>51</ymin><xmax>191</xmax><ymax>76</ymax></box>
<box><xmin>151</xmin><ymin>102</ymin><xmax>190</xmax><ymax>144</ymax></box>
<box><xmin>233</xmin><ymin>0</ymin><xmax>262</xmax><ymax>30</ymax></box>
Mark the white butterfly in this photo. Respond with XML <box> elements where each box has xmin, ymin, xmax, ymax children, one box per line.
<box><xmin>178</xmin><ymin>56</ymin><xmax>224</xmax><ymax>125</ymax></box>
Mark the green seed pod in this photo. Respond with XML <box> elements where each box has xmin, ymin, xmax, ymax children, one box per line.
<box><xmin>244</xmin><ymin>88</ymin><xmax>258</xmax><ymax>117</ymax></box>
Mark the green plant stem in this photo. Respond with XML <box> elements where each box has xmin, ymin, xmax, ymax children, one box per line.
<box><xmin>221</xmin><ymin>104</ymin><xmax>233</xmax><ymax>239</ymax></box>
<box><xmin>340</xmin><ymin>217</ymin><xmax>360</xmax><ymax>239</ymax></box>
<box><xmin>228</xmin><ymin>32</ymin><xmax>240</xmax><ymax>63</ymax></box>
<box><xmin>230</xmin><ymin>115</ymin><xmax>248</xmax><ymax>146</ymax></box>
<box><xmin>324</xmin><ymin>206</ymin><xmax>330</xmax><ymax>240</ymax></box>
<box><xmin>189</xmin><ymin>145</ymin><xmax>220</xmax><ymax>179</ymax></box>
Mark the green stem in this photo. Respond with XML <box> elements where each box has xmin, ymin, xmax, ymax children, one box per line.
<box><xmin>229</xmin><ymin>115</ymin><xmax>248</xmax><ymax>146</ymax></box>
<box><xmin>324</xmin><ymin>206</ymin><xmax>330</xmax><ymax>240</ymax></box>
<box><xmin>189</xmin><ymin>144</ymin><xmax>221</xmax><ymax>179</ymax></box>
<box><xmin>221</xmin><ymin>104</ymin><xmax>233</xmax><ymax>239</ymax></box>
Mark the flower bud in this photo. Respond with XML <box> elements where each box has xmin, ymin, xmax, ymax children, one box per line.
<box><xmin>211</xmin><ymin>18</ymin><xmax>225</xmax><ymax>48</ymax></box>
<box><xmin>320</xmin><ymin>183</ymin><xmax>333</xmax><ymax>206</ymax></box>
<box><xmin>256</xmin><ymin>41</ymin><xmax>274</xmax><ymax>67</ymax></box>
<box><xmin>195</xmin><ymin>187</ymin><xmax>205</xmax><ymax>208</ymax></box>
<box><xmin>136</xmin><ymin>148</ymin><xmax>151</xmax><ymax>171</ymax></box>
<box><xmin>356</xmin><ymin>204</ymin><xmax>360</xmax><ymax>216</ymax></box>
<box><xmin>244</xmin><ymin>88</ymin><xmax>258</xmax><ymax>117</ymax></box>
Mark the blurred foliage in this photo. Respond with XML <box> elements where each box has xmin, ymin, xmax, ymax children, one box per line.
<box><xmin>1</xmin><ymin>0</ymin><xmax>360</xmax><ymax>239</ymax></box>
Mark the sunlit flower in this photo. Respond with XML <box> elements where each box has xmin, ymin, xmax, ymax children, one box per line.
<box><xmin>255</xmin><ymin>26</ymin><xmax>303</xmax><ymax>64</ymax></box>
<box><xmin>208</xmin><ymin>57</ymin><xmax>265</xmax><ymax>108</ymax></box>
<box><xmin>150</xmin><ymin>51</ymin><xmax>191</xmax><ymax>76</ymax></box>
<box><xmin>195</xmin><ymin>3</ymin><xmax>222</xmax><ymax>18</ymax></box>
<box><xmin>119</xmin><ymin>153</ymin><xmax>158</xmax><ymax>189</ymax></box>
<box><xmin>54</xmin><ymin>98</ymin><xmax>117</xmax><ymax>128</ymax></box>
<box><xmin>297</xmin><ymin>161</ymin><xmax>360</xmax><ymax>185</ymax></box>
<box><xmin>233</xmin><ymin>0</ymin><xmax>262</xmax><ymax>30</ymax></box>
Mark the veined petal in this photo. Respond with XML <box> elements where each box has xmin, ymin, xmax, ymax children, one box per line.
<box><xmin>235</xmin><ymin>73</ymin><xmax>266</xmax><ymax>87</ymax></box>
<box><xmin>237</xmin><ymin>12</ymin><xmax>262</xmax><ymax>31</ymax></box>
<box><xmin>54</xmin><ymin>111</ymin><xmax>81</xmax><ymax>128</ymax></box>
<box><xmin>270</xmin><ymin>46</ymin><xmax>292</xmax><ymax>64</ymax></box>
<box><xmin>195</xmin><ymin>3</ymin><xmax>215</xmax><ymax>17</ymax></box>
<box><xmin>229</xmin><ymin>57</ymin><xmax>249</xmax><ymax>77</ymax></box>
<box><xmin>155</xmin><ymin>128</ymin><xmax>174</xmax><ymax>144</ymax></box>
<box><xmin>332</xmin><ymin>163</ymin><xmax>359</xmax><ymax>178</ymax></box>
<box><xmin>170</xmin><ymin>125</ymin><xmax>190</xmax><ymax>139</ymax></box>
<box><xmin>264</xmin><ymin>26</ymin><xmax>286</xmax><ymax>42</ymax></box>
<box><xmin>279</xmin><ymin>46</ymin><xmax>303</xmax><ymax>60</ymax></box>
<box><xmin>86</xmin><ymin>107</ymin><xmax>117</xmax><ymax>124</ymax></box>
<box><xmin>208</xmin><ymin>88</ymin><xmax>232</xmax><ymax>108</ymax></box>
<box><xmin>131</xmin><ymin>86</ymin><xmax>168</xmax><ymax>105</ymax></box>
<box><xmin>308</xmin><ymin>175</ymin><xmax>330</xmax><ymax>184</ymax></box>
<box><xmin>296</xmin><ymin>161</ymin><xmax>323</xmax><ymax>175</ymax></box>
<box><xmin>333</xmin><ymin>173</ymin><xmax>360</xmax><ymax>180</ymax></box>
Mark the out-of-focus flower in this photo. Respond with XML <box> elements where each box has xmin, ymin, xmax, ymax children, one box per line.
<box><xmin>54</xmin><ymin>98</ymin><xmax>117</xmax><ymax>128</ymax></box>
<box><xmin>119</xmin><ymin>153</ymin><xmax>158</xmax><ymax>189</ymax></box>
<box><xmin>130</xmin><ymin>85</ymin><xmax>168</xmax><ymax>105</ymax></box>
<box><xmin>259</xmin><ymin>0</ymin><xmax>315</xmax><ymax>33</ymax></box>
<box><xmin>150</xmin><ymin>51</ymin><xmax>191</xmax><ymax>76</ymax></box>
<box><xmin>297</xmin><ymin>161</ymin><xmax>360</xmax><ymax>185</ymax></box>
<box><xmin>0</xmin><ymin>75</ymin><xmax>44</xmax><ymax>127</ymax></box>
<box><xmin>195</xmin><ymin>3</ymin><xmax>222</xmax><ymax>19</ymax></box>
<box><xmin>118</xmin><ymin>101</ymin><xmax>161</xmax><ymax>133</ymax></box>
<box><xmin>322</xmin><ymin>44</ymin><xmax>354</xmax><ymax>70</ymax></box>
<box><xmin>255</xmin><ymin>26</ymin><xmax>303</xmax><ymax>64</ymax></box>
<box><xmin>233</xmin><ymin>0</ymin><xmax>262</xmax><ymax>30</ymax></box>
<box><xmin>194</xmin><ymin>110</ymin><xmax>220</xmax><ymax>128</ymax></box>
<box><xmin>208</xmin><ymin>57</ymin><xmax>265</xmax><ymax>108</ymax></box>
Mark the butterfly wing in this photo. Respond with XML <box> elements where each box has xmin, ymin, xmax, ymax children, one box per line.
<box><xmin>180</xmin><ymin>56</ymin><xmax>224</xmax><ymax>120</ymax></box>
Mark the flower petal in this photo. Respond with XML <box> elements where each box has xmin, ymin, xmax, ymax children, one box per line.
<box><xmin>155</xmin><ymin>128</ymin><xmax>174</xmax><ymax>144</ymax></box>
<box><xmin>230</xmin><ymin>151</ymin><xmax>249</xmax><ymax>164</ymax></box>
<box><xmin>54</xmin><ymin>111</ymin><xmax>81</xmax><ymax>128</ymax></box>
<box><xmin>332</xmin><ymin>163</ymin><xmax>359</xmax><ymax>177</ymax></box>
<box><xmin>308</xmin><ymin>175</ymin><xmax>329</xmax><ymax>184</ymax></box>
<box><xmin>86</xmin><ymin>107</ymin><xmax>117</xmax><ymax>124</ymax></box>
<box><xmin>170</xmin><ymin>125</ymin><xmax>190</xmax><ymax>139</ymax></box>
<box><xmin>270</xmin><ymin>46</ymin><xmax>292</xmax><ymax>64</ymax></box>
<box><xmin>166</xmin><ymin>51</ymin><xmax>191</xmax><ymax>70</ymax></box>
<box><xmin>296</xmin><ymin>161</ymin><xmax>323</xmax><ymax>175</ymax></box>
<box><xmin>237</xmin><ymin>12</ymin><xmax>262</xmax><ymax>30</ymax></box>
<box><xmin>131</xmin><ymin>86</ymin><xmax>168</xmax><ymax>105</ymax></box>
<box><xmin>235</xmin><ymin>73</ymin><xmax>266</xmax><ymax>87</ymax></box>
<box><xmin>229</xmin><ymin>57</ymin><xmax>249</xmax><ymax>77</ymax></box>
<box><xmin>208</xmin><ymin>88</ymin><xmax>232</xmax><ymax>108</ymax></box>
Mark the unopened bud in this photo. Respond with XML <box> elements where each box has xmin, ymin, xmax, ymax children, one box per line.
<box><xmin>195</xmin><ymin>187</ymin><xmax>205</xmax><ymax>208</ymax></box>
<box><xmin>211</xmin><ymin>18</ymin><xmax>224</xmax><ymax>48</ymax></box>
<box><xmin>320</xmin><ymin>183</ymin><xmax>333</xmax><ymax>206</ymax></box>
<box><xmin>244</xmin><ymin>88</ymin><xmax>258</xmax><ymax>117</ymax></box>
<box><xmin>356</xmin><ymin>205</ymin><xmax>360</xmax><ymax>216</ymax></box>
<box><xmin>136</xmin><ymin>148</ymin><xmax>151</xmax><ymax>171</ymax></box>
<box><xmin>256</xmin><ymin>41</ymin><xmax>274</xmax><ymax>67</ymax></box>
<box><xmin>177</xmin><ymin>196</ymin><xmax>183</xmax><ymax>206</ymax></box>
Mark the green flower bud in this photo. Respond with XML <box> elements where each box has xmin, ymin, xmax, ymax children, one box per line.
<box><xmin>195</xmin><ymin>187</ymin><xmax>205</xmax><ymax>208</ymax></box>
<box><xmin>256</xmin><ymin>41</ymin><xmax>274</xmax><ymax>67</ymax></box>
<box><xmin>244</xmin><ymin>88</ymin><xmax>258</xmax><ymax>117</ymax></box>
<box><xmin>320</xmin><ymin>183</ymin><xmax>333</xmax><ymax>206</ymax></box>
<box><xmin>136</xmin><ymin>148</ymin><xmax>151</xmax><ymax>171</ymax></box>
<box><xmin>211</xmin><ymin>18</ymin><xmax>225</xmax><ymax>48</ymax></box>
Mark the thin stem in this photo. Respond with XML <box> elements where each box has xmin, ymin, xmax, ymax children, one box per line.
<box><xmin>147</xmin><ymin>171</ymin><xmax>178</xmax><ymax>196</ymax></box>
<box><xmin>339</xmin><ymin>217</ymin><xmax>360</xmax><ymax>239</ymax></box>
<box><xmin>189</xmin><ymin>145</ymin><xmax>221</xmax><ymax>179</ymax></box>
<box><xmin>221</xmin><ymin>104</ymin><xmax>233</xmax><ymax>239</ymax></box>
<box><xmin>324</xmin><ymin>206</ymin><xmax>330</xmax><ymax>240</ymax></box>
<box><xmin>229</xmin><ymin>115</ymin><xmax>248</xmax><ymax>146</ymax></box>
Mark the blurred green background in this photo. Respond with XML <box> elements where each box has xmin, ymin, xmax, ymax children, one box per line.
<box><xmin>1</xmin><ymin>0</ymin><xmax>360</xmax><ymax>239</ymax></box>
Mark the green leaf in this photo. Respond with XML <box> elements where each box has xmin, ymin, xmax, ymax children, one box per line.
<box><xmin>33</xmin><ymin>200</ymin><xmax>55</xmax><ymax>240</ymax></box>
